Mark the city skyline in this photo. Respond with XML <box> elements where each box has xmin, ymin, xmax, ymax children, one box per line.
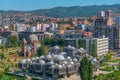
<box><xmin>0</xmin><ymin>0</ymin><xmax>120</xmax><ymax>11</ymax></box>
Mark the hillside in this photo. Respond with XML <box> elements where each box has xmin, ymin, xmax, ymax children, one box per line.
<box><xmin>1</xmin><ymin>4</ymin><xmax>120</xmax><ymax>17</ymax></box>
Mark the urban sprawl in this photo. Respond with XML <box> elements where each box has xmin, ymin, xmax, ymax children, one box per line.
<box><xmin>0</xmin><ymin>10</ymin><xmax>120</xmax><ymax>80</ymax></box>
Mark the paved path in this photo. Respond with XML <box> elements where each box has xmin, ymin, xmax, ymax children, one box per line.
<box><xmin>94</xmin><ymin>70</ymin><xmax>113</xmax><ymax>76</ymax></box>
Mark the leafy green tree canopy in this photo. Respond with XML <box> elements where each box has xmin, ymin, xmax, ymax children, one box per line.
<box><xmin>37</xmin><ymin>44</ymin><xmax>46</xmax><ymax>57</ymax></box>
<box><xmin>5</xmin><ymin>35</ymin><xmax>21</xmax><ymax>48</ymax></box>
<box><xmin>78</xmin><ymin>39</ymin><xmax>84</xmax><ymax>48</ymax></box>
<box><xmin>79</xmin><ymin>57</ymin><xmax>93</xmax><ymax>80</ymax></box>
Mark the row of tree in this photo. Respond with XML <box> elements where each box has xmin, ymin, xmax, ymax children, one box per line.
<box><xmin>41</xmin><ymin>38</ymin><xmax>65</xmax><ymax>47</ymax></box>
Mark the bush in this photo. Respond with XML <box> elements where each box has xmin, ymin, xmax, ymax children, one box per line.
<box><xmin>0</xmin><ymin>68</ymin><xmax>3</xmax><ymax>78</ymax></box>
<box><xmin>15</xmin><ymin>64</ymin><xmax>18</xmax><ymax>68</ymax></box>
<box><xmin>7</xmin><ymin>59</ymin><xmax>11</xmax><ymax>62</ymax></box>
<box><xmin>104</xmin><ymin>54</ymin><xmax>111</xmax><ymax>62</ymax></box>
<box><xmin>0</xmin><ymin>53</ymin><xmax>5</xmax><ymax>59</ymax></box>
<box><xmin>16</xmin><ymin>50</ymin><xmax>20</xmax><ymax>54</ymax></box>
<box><xmin>0</xmin><ymin>44</ymin><xmax>5</xmax><ymax>49</ymax></box>
<box><xmin>37</xmin><ymin>44</ymin><xmax>46</xmax><ymax>56</ymax></box>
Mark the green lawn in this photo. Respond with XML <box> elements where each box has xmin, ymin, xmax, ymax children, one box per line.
<box><xmin>94</xmin><ymin>71</ymin><xmax>120</xmax><ymax>80</ymax></box>
<box><xmin>109</xmin><ymin>59</ymin><xmax>120</xmax><ymax>63</ymax></box>
<box><xmin>100</xmin><ymin>62</ymin><xmax>107</xmax><ymax>67</ymax></box>
<box><xmin>0</xmin><ymin>73</ymin><xmax>24</xmax><ymax>80</ymax></box>
<box><xmin>100</xmin><ymin>66</ymin><xmax>114</xmax><ymax>71</ymax></box>
<box><xmin>0</xmin><ymin>47</ymin><xmax>21</xmax><ymax>55</ymax></box>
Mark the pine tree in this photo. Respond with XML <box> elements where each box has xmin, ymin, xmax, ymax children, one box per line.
<box><xmin>79</xmin><ymin>57</ymin><xmax>93</xmax><ymax>80</ymax></box>
<box><xmin>37</xmin><ymin>44</ymin><xmax>46</xmax><ymax>56</ymax></box>
<box><xmin>92</xmin><ymin>43</ymin><xmax>97</xmax><ymax>58</ymax></box>
<box><xmin>78</xmin><ymin>39</ymin><xmax>84</xmax><ymax>48</ymax></box>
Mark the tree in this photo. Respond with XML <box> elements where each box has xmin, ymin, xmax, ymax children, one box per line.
<box><xmin>88</xmin><ymin>17</ymin><xmax>93</xmax><ymax>22</ymax></box>
<box><xmin>79</xmin><ymin>57</ymin><xmax>93</xmax><ymax>80</ymax></box>
<box><xmin>37</xmin><ymin>44</ymin><xmax>46</xmax><ymax>56</ymax></box>
<box><xmin>78</xmin><ymin>39</ymin><xmax>84</xmax><ymax>48</ymax></box>
<box><xmin>92</xmin><ymin>43</ymin><xmax>97</xmax><ymax>58</ymax></box>
<box><xmin>5</xmin><ymin>35</ymin><xmax>21</xmax><ymax>48</ymax></box>
<box><xmin>118</xmin><ymin>62</ymin><xmax>120</xmax><ymax>71</ymax></box>
<box><xmin>0</xmin><ymin>53</ymin><xmax>5</xmax><ymax>59</ymax></box>
<box><xmin>42</xmin><ymin>38</ymin><xmax>65</xmax><ymax>47</ymax></box>
<box><xmin>0</xmin><ymin>68</ymin><xmax>3</xmax><ymax>79</ymax></box>
<box><xmin>104</xmin><ymin>54</ymin><xmax>111</xmax><ymax>61</ymax></box>
<box><xmin>0</xmin><ymin>44</ymin><xmax>5</xmax><ymax>49</ymax></box>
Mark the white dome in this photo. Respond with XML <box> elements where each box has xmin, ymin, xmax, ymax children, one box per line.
<box><xmin>54</xmin><ymin>45</ymin><xmax>59</xmax><ymax>49</ymax></box>
<box><xmin>80</xmin><ymin>48</ymin><xmax>84</xmax><ymax>51</ymax></box>
<box><xmin>62</xmin><ymin>64</ymin><xmax>65</xmax><ymax>67</ymax></box>
<box><xmin>67</xmin><ymin>56</ymin><xmax>71</xmax><ymax>60</ymax></box>
<box><xmin>71</xmin><ymin>47</ymin><xmax>75</xmax><ymax>49</ymax></box>
<box><xmin>55</xmin><ymin>63</ymin><xmax>58</xmax><ymax>66</ymax></box>
<box><xmin>73</xmin><ymin>58</ymin><xmax>78</xmax><ymax>62</ymax></box>
<box><xmin>70</xmin><ymin>61</ymin><xmax>74</xmax><ymax>64</ymax></box>
<box><xmin>50</xmin><ymin>61</ymin><xmax>54</xmax><ymax>65</ymax></box>
<box><xmin>27</xmin><ymin>58</ymin><xmax>31</xmax><ymax>62</ymax></box>
<box><xmin>46</xmin><ymin>55</ymin><xmax>52</xmax><ymax>60</ymax></box>
<box><xmin>77</xmin><ymin>55</ymin><xmax>80</xmax><ymax>57</ymax></box>
<box><xmin>21</xmin><ymin>60</ymin><xmax>26</xmax><ymax>63</ymax></box>
<box><xmin>67</xmin><ymin>45</ymin><xmax>72</xmax><ymax>48</ymax></box>
<box><xmin>93</xmin><ymin>58</ymin><xmax>97</xmax><ymax>62</ymax></box>
<box><xmin>39</xmin><ymin>56</ymin><xmax>44</xmax><ymax>59</ymax></box>
<box><xmin>63</xmin><ymin>61</ymin><xmax>68</xmax><ymax>64</ymax></box>
<box><xmin>55</xmin><ymin>55</ymin><xmax>65</xmax><ymax>61</ymax></box>
<box><xmin>58</xmin><ymin>65</ymin><xmax>62</xmax><ymax>69</ymax></box>
<box><xmin>39</xmin><ymin>60</ymin><xmax>45</xmax><ymax>65</ymax></box>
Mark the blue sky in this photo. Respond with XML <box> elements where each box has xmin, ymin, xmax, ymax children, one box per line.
<box><xmin>0</xmin><ymin>0</ymin><xmax>120</xmax><ymax>11</ymax></box>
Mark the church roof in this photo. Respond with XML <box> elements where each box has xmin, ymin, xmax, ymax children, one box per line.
<box><xmin>29</xmin><ymin>34</ymin><xmax>38</xmax><ymax>41</ymax></box>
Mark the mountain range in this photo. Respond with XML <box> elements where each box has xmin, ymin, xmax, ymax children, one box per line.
<box><xmin>0</xmin><ymin>4</ymin><xmax>120</xmax><ymax>18</ymax></box>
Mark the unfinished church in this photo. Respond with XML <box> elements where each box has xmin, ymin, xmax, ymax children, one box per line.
<box><xmin>20</xmin><ymin>34</ymin><xmax>41</xmax><ymax>57</ymax></box>
<box><xmin>18</xmin><ymin>45</ymin><xmax>99</xmax><ymax>80</ymax></box>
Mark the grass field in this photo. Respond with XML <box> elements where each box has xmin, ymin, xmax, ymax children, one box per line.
<box><xmin>0</xmin><ymin>73</ymin><xmax>23</xmax><ymax>80</ymax></box>
<box><xmin>94</xmin><ymin>71</ymin><xmax>120</xmax><ymax>80</ymax></box>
